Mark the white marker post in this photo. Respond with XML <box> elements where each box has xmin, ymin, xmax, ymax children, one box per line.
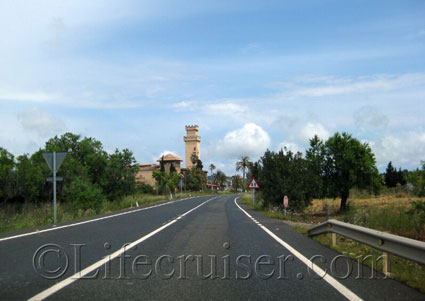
<box><xmin>248</xmin><ymin>178</ymin><xmax>260</xmax><ymax>205</ymax></box>
<box><xmin>283</xmin><ymin>195</ymin><xmax>289</xmax><ymax>217</ymax></box>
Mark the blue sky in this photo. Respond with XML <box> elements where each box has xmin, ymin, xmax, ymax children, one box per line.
<box><xmin>0</xmin><ymin>0</ymin><xmax>424</xmax><ymax>175</ymax></box>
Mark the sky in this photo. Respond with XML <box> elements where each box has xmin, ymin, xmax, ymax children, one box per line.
<box><xmin>0</xmin><ymin>0</ymin><xmax>424</xmax><ymax>176</ymax></box>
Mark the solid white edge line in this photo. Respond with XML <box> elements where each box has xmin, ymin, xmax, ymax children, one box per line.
<box><xmin>28</xmin><ymin>196</ymin><xmax>218</xmax><ymax>301</ymax></box>
<box><xmin>0</xmin><ymin>196</ymin><xmax>210</xmax><ymax>242</ymax></box>
<box><xmin>234</xmin><ymin>197</ymin><xmax>363</xmax><ymax>301</ymax></box>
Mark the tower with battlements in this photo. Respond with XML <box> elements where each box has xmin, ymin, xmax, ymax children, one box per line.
<box><xmin>184</xmin><ymin>125</ymin><xmax>201</xmax><ymax>168</ymax></box>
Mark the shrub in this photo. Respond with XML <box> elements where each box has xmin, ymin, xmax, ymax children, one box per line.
<box><xmin>62</xmin><ymin>177</ymin><xmax>106</xmax><ymax>213</ymax></box>
<box><xmin>135</xmin><ymin>183</ymin><xmax>155</xmax><ymax>194</ymax></box>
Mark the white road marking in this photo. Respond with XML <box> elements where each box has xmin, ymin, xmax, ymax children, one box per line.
<box><xmin>0</xmin><ymin>196</ymin><xmax>209</xmax><ymax>242</ymax></box>
<box><xmin>28</xmin><ymin>196</ymin><xmax>217</xmax><ymax>301</ymax></box>
<box><xmin>234</xmin><ymin>197</ymin><xmax>363</xmax><ymax>301</ymax></box>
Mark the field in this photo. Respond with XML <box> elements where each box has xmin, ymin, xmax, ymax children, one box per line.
<box><xmin>242</xmin><ymin>190</ymin><xmax>425</xmax><ymax>241</ymax></box>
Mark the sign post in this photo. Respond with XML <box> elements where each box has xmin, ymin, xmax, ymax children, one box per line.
<box><xmin>248</xmin><ymin>178</ymin><xmax>260</xmax><ymax>205</ymax></box>
<box><xmin>43</xmin><ymin>151</ymin><xmax>67</xmax><ymax>225</ymax></box>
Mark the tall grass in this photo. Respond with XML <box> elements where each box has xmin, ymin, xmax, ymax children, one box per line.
<box><xmin>0</xmin><ymin>191</ymin><xmax>217</xmax><ymax>234</ymax></box>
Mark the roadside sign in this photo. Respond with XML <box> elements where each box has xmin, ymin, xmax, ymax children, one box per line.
<box><xmin>284</xmin><ymin>195</ymin><xmax>289</xmax><ymax>208</ymax></box>
<box><xmin>42</xmin><ymin>152</ymin><xmax>67</xmax><ymax>172</ymax></box>
<box><xmin>248</xmin><ymin>178</ymin><xmax>260</xmax><ymax>189</ymax></box>
<box><xmin>42</xmin><ymin>151</ymin><xmax>67</xmax><ymax>225</ymax></box>
<box><xmin>46</xmin><ymin>177</ymin><xmax>63</xmax><ymax>182</ymax></box>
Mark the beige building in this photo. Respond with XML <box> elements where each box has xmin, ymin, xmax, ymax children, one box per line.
<box><xmin>184</xmin><ymin>125</ymin><xmax>201</xmax><ymax>168</ymax></box>
<box><xmin>136</xmin><ymin>125</ymin><xmax>202</xmax><ymax>187</ymax></box>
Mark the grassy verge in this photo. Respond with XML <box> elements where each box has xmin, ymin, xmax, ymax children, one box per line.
<box><xmin>292</xmin><ymin>228</ymin><xmax>425</xmax><ymax>293</ymax></box>
<box><xmin>0</xmin><ymin>191</ymin><xmax>216</xmax><ymax>234</ymax></box>
<box><xmin>239</xmin><ymin>192</ymin><xmax>425</xmax><ymax>293</ymax></box>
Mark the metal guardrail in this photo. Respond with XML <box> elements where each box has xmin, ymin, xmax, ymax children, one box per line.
<box><xmin>308</xmin><ymin>219</ymin><xmax>425</xmax><ymax>266</ymax></box>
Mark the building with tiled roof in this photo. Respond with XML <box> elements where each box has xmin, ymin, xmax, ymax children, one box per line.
<box><xmin>135</xmin><ymin>126</ymin><xmax>201</xmax><ymax>187</ymax></box>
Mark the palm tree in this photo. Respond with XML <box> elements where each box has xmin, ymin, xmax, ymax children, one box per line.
<box><xmin>209</xmin><ymin>164</ymin><xmax>216</xmax><ymax>183</ymax></box>
<box><xmin>215</xmin><ymin>170</ymin><xmax>227</xmax><ymax>190</ymax></box>
<box><xmin>236</xmin><ymin>156</ymin><xmax>251</xmax><ymax>182</ymax></box>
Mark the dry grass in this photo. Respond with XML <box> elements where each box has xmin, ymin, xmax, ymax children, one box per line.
<box><xmin>0</xmin><ymin>191</ymin><xmax>216</xmax><ymax>234</ymax></box>
<box><xmin>306</xmin><ymin>195</ymin><xmax>423</xmax><ymax>216</ymax></box>
<box><xmin>241</xmin><ymin>191</ymin><xmax>425</xmax><ymax>293</ymax></box>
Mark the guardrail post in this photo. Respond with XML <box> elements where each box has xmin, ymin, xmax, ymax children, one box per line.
<box><xmin>331</xmin><ymin>233</ymin><xmax>337</xmax><ymax>247</ymax></box>
<box><xmin>382</xmin><ymin>252</ymin><xmax>391</xmax><ymax>277</ymax></box>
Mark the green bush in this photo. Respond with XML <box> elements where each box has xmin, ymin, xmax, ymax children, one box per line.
<box><xmin>135</xmin><ymin>183</ymin><xmax>155</xmax><ymax>194</ymax></box>
<box><xmin>62</xmin><ymin>177</ymin><xmax>106</xmax><ymax>213</ymax></box>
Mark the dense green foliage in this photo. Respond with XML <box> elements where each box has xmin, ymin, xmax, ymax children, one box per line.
<box><xmin>256</xmin><ymin>149</ymin><xmax>316</xmax><ymax>211</ymax></box>
<box><xmin>385</xmin><ymin>161</ymin><xmax>406</xmax><ymax>187</ymax></box>
<box><xmin>319</xmin><ymin>132</ymin><xmax>381</xmax><ymax>211</ymax></box>
<box><xmin>0</xmin><ymin>133</ymin><xmax>138</xmax><ymax>212</ymax></box>
<box><xmin>62</xmin><ymin>177</ymin><xmax>106</xmax><ymax>213</ymax></box>
<box><xmin>213</xmin><ymin>170</ymin><xmax>227</xmax><ymax>190</ymax></box>
<box><xmin>231</xmin><ymin>175</ymin><xmax>243</xmax><ymax>192</ymax></box>
<box><xmin>153</xmin><ymin>157</ymin><xmax>206</xmax><ymax>194</ymax></box>
<box><xmin>183</xmin><ymin>163</ymin><xmax>206</xmax><ymax>192</ymax></box>
<box><xmin>249</xmin><ymin>132</ymin><xmax>384</xmax><ymax>212</ymax></box>
<box><xmin>135</xmin><ymin>183</ymin><xmax>155</xmax><ymax>194</ymax></box>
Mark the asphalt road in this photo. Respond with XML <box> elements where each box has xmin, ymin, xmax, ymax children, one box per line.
<box><xmin>0</xmin><ymin>194</ymin><xmax>424</xmax><ymax>300</ymax></box>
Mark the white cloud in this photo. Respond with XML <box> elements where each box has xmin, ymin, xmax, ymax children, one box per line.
<box><xmin>277</xmin><ymin>141</ymin><xmax>302</xmax><ymax>154</ymax></box>
<box><xmin>353</xmin><ymin>106</ymin><xmax>388</xmax><ymax>129</ymax></box>
<box><xmin>0</xmin><ymin>91</ymin><xmax>56</xmax><ymax>102</ymax></box>
<box><xmin>205</xmin><ymin>102</ymin><xmax>248</xmax><ymax>115</ymax></box>
<box><xmin>17</xmin><ymin>107</ymin><xmax>65</xmax><ymax>137</ymax></box>
<box><xmin>371</xmin><ymin>132</ymin><xmax>425</xmax><ymax>169</ymax></box>
<box><xmin>153</xmin><ymin>150</ymin><xmax>183</xmax><ymax>162</ymax></box>
<box><xmin>172</xmin><ymin>101</ymin><xmax>196</xmax><ymax>110</ymax></box>
<box><xmin>215</xmin><ymin>123</ymin><xmax>271</xmax><ymax>159</ymax></box>
<box><xmin>275</xmin><ymin>73</ymin><xmax>425</xmax><ymax>98</ymax></box>
<box><xmin>300</xmin><ymin>122</ymin><xmax>330</xmax><ymax>143</ymax></box>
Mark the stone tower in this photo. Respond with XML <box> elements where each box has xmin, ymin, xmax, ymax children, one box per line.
<box><xmin>184</xmin><ymin>125</ymin><xmax>201</xmax><ymax>168</ymax></box>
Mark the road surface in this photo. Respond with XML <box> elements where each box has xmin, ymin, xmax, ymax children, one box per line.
<box><xmin>0</xmin><ymin>194</ymin><xmax>423</xmax><ymax>300</ymax></box>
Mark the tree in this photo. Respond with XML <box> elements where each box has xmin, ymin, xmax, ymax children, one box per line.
<box><xmin>209</xmin><ymin>164</ymin><xmax>216</xmax><ymax>183</ymax></box>
<box><xmin>170</xmin><ymin>163</ymin><xmax>177</xmax><ymax>175</ymax></box>
<box><xmin>247</xmin><ymin>161</ymin><xmax>260</xmax><ymax>183</ymax></box>
<box><xmin>257</xmin><ymin>148</ymin><xmax>315</xmax><ymax>211</ymax></box>
<box><xmin>214</xmin><ymin>170</ymin><xmax>227</xmax><ymax>190</ymax></box>
<box><xmin>196</xmin><ymin>159</ymin><xmax>203</xmax><ymax>170</ymax></box>
<box><xmin>103</xmin><ymin>148</ymin><xmax>138</xmax><ymax>201</ymax></box>
<box><xmin>385</xmin><ymin>161</ymin><xmax>397</xmax><ymax>188</ymax></box>
<box><xmin>384</xmin><ymin>161</ymin><xmax>407</xmax><ymax>188</ymax></box>
<box><xmin>0</xmin><ymin>147</ymin><xmax>15</xmax><ymax>203</ymax></box>
<box><xmin>322</xmin><ymin>132</ymin><xmax>380</xmax><ymax>211</ymax></box>
<box><xmin>153</xmin><ymin>170</ymin><xmax>168</xmax><ymax>194</ymax></box>
<box><xmin>191</xmin><ymin>153</ymin><xmax>199</xmax><ymax>165</ymax></box>
<box><xmin>62</xmin><ymin>177</ymin><xmax>106</xmax><ymax>213</ymax></box>
<box><xmin>306</xmin><ymin>135</ymin><xmax>326</xmax><ymax>198</ymax></box>
<box><xmin>236</xmin><ymin>156</ymin><xmax>251</xmax><ymax>182</ymax></box>
<box><xmin>12</xmin><ymin>153</ymin><xmax>49</xmax><ymax>204</ymax></box>
<box><xmin>231</xmin><ymin>175</ymin><xmax>243</xmax><ymax>192</ymax></box>
<box><xmin>166</xmin><ymin>173</ymin><xmax>180</xmax><ymax>196</ymax></box>
<box><xmin>45</xmin><ymin>132</ymin><xmax>138</xmax><ymax>204</ymax></box>
<box><xmin>154</xmin><ymin>156</ymin><xmax>167</xmax><ymax>194</ymax></box>
<box><xmin>396</xmin><ymin>168</ymin><xmax>407</xmax><ymax>186</ymax></box>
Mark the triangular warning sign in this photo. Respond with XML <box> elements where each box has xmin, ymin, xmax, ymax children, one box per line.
<box><xmin>42</xmin><ymin>152</ymin><xmax>67</xmax><ymax>173</ymax></box>
<box><xmin>248</xmin><ymin>178</ymin><xmax>260</xmax><ymax>189</ymax></box>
